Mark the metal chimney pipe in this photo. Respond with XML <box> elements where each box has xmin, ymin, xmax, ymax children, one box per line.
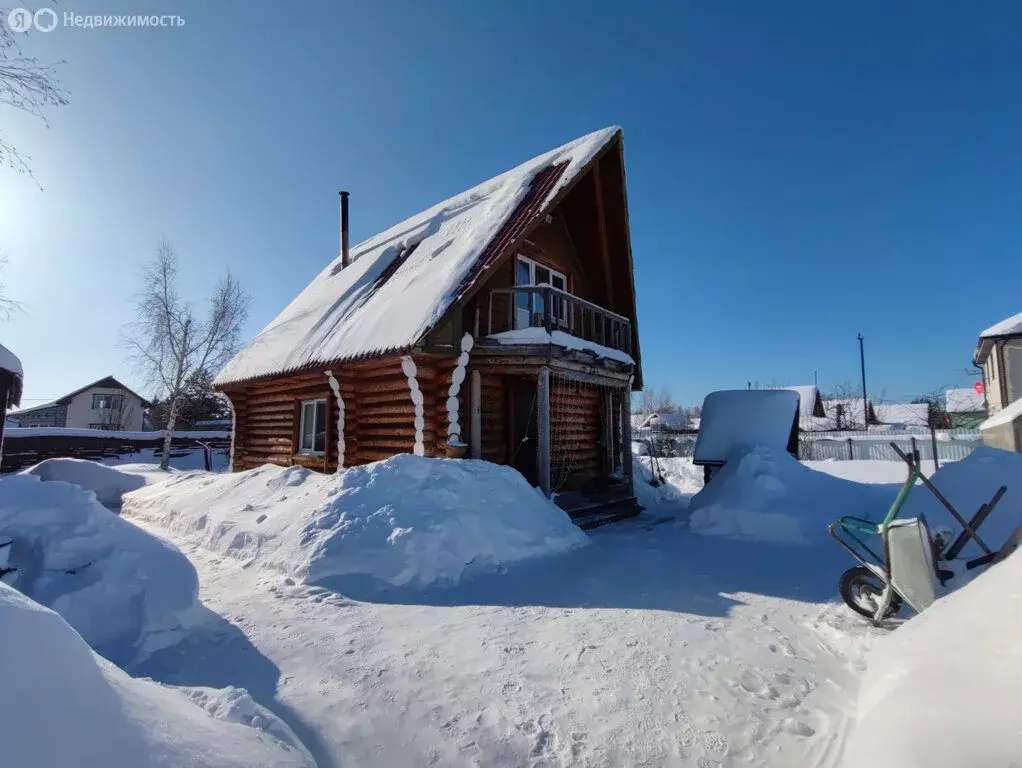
<box><xmin>339</xmin><ymin>191</ymin><xmax>350</xmax><ymax>268</ymax></box>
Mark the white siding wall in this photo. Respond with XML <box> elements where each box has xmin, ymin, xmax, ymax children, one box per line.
<box><xmin>986</xmin><ymin>352</ymin><xmax>1003</xmax><ymax>414</ymax></box>
<box><xmin>1006</xmin><ymin>340</ymin><xmax>1022</xmax><ymax>406</ymax></box>
<box><xmin>65</xmin><ymin>387</ymin><xmax>145</xmax><ymax>430</ymax></box>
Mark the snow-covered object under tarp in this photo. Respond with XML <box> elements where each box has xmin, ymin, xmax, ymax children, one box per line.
<box><xmin>123</xmin><ymin>455</ymin><xmax>588</xmax><ymax>594</ymax></box>
<box><xmin>693</xmin><ymin>389</ymin><xmax>799</xmax><ymax>465</ymax></box>
<box><xmin>0</xmin><ymin>474</ymin><xmax>198</xmax><ymax>665</ymax></box>
<box><xmin>0</xmin><ymin>582</ymin><xmax>314</xmax><ymax>768</ymax></box>
<box><xmin>215</xmin><ymin>127</ymin><xmax>621</xmax><ymax>386</ymax></box>
<box><xmin>843</xmin><ymin>550</ymin><xmax>1022</xmax><ymax>768</ymax></box>
<box><xmin>487</xmin><ymin>327</ymin><xmax>634</xmax><ymax>364</ymax></box>
<box><xmin>686</xmin><ymin>447</ymin><xmax>897</xmax><ymax>545</ymax></box>
<box><xmin>21</xmin><ymin>458</ymin><xmax>148</xmax><ymax>506</ymax></box>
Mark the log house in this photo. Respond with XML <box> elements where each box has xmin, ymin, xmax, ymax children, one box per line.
<box><xmin>214</xmin><ymin>128</ymin><xmax>643</xmax><ymax>523</ymax></box>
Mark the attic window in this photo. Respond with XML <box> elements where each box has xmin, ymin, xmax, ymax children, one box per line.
<box><xmin>373</xmin><ymin>241</ymin><xmax>420</xmax><ymax>289</ymax></box>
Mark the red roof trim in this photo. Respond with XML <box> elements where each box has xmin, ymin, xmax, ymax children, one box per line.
<box><xmin>449</xmin><ymin>161</ymin><xmax>569</xmax><ymax>303</ymax></box>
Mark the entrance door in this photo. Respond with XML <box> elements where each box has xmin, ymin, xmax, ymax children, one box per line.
<box><xmin>509</xmin><ymin>379</ymin><xmax>537</xmax><ymax>485</ymax></box>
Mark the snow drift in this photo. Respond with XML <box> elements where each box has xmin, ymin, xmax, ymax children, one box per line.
<box><xmin>687</xmin><ymin>447</ymin><xmax>897</xmax><ymax>545</ymax></box>
<box><xmin>21</xmin><ymin>457</ymin><xmax>149</xmax><ymax>506</ymax></box>
<box><xmin>0</xmin><ymin>474</ymin><xmax>198</xmax><ymax>665</ymax></box>
<box><xmin>124</xmin><ymin>454</ymin><xmax>588</xmax><ymax>592</ymax></box>
<box><xmin>843</xmin><ymin>551</ymin><xmax>1022</xmax><ymax>767</ymax></box>
<box><xmin>901</xmin><ymin>446</ymin><xmax>1022</xmax><ymax>558</ymax></box>
<box><xmin>0</xmin><ymin>582</ymin><xmax>313</xmax><ymax>768</ymax></box>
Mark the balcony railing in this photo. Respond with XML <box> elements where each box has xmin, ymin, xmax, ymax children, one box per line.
<box><xmin>486</xmin><ymin>285</ymin><xmax>633</xmax><ymax>357</ymax></box>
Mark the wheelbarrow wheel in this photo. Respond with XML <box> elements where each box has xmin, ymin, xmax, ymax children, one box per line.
<box><xmin>839</xmin><ymin>566</ymin><xmax>902</xmax><ymax>619</ymax></box>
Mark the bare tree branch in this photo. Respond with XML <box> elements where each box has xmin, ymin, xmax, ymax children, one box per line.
<box><xmin>0</xmin><ymin>18</ymin><xmax>69</xmax><ymax>180</ymax></box>
<box><xmin>123</xmin><ymin>240</ymin><xmax>250</xmax><ymax>469</ymax></box>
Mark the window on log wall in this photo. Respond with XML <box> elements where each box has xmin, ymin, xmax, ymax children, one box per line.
<box><xmin>299</xmin><ymin>399</ymin><xmax>327</xmax><ymax>455</ymax></box>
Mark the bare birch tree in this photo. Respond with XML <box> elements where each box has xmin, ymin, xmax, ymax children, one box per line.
<box><xmin>124</xmin><ymin>240</ymin><xmax>249</xmax><ymax>469</ymax></box>
<box><xmin>1</xmin><ymin>19</ymin><xmax>69</xmax><ymax>178</ymax></box>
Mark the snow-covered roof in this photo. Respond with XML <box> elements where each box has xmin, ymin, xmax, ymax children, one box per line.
<box><xmin>946</xmin><ymin>388</ymin><xmax>985</xmax><ymax>413</ymax></box>
<box><xmin>979</xmin><ymin>397</ymin><xmax>1022</xmax><ymax>432</ymax></box>
<box><xmin>974</xmin><ymin>311</ymin><xmax>1022</xmax><ymax>364</ymax></box>
<box><xmin>215</xmin><ymin>128</ymin><xmax>623</xmax><ymax>387</ymax></box>
<box><xmin>874</xmin><ymin>403</ymin><xmax>930</xmax><ymax>427</ymax></box>
<box><xmin>768</xmin><ymin>385</ymin><xmax>824</xmax><ymax>425</ymax></box>
<box><xmin>0</xmin><ymin>342</ymin><xmax>22</xmax><ymax>376</ymax></box>
<box><xmin>981</xmin><ymin>312</ymin><xmax>1022</xmax><ymax>339</ymax></box>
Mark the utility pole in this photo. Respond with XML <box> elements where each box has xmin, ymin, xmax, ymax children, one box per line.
<box><xmin>858</xmin><ymin>334</ymin><xmax>868</xmax><ymax>428</ymax></box>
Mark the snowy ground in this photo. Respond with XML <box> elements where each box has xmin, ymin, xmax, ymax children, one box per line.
<box><xmin>112</xmin><ymin>455</ymin><xmax>908</xmax><ymax>768</ymax></box>
<box><xmin>11</xmin><ymin>451</ymin><xmax>1014</xmax><ymax>766</ymax></box>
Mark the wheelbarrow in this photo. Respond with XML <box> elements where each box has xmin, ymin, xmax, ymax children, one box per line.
<box><xmin>829</xmin><ymin>443</ymin><xmax>1016</xmax><ymax>624</ymax></box>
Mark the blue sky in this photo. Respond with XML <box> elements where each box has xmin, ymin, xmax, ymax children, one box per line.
<box><xmin>2</xmin><ymin>0</ymin><xmax>1019</xmax><ymax>407</ymax></box>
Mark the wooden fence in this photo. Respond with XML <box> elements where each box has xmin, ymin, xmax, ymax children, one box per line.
<box><xmin>0</xmin><ymin>430</ymin><xmax>231</xmax><ymax>473</ymax></box>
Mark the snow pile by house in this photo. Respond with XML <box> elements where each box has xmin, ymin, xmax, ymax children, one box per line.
<box><xmin>0</xmin><ymin>582</ymin><xmax>313</xmax><ymax>768</ymax></box>
<box><xmin>843</xmin><ymin>551</ymin><xmax>1022</xmax><ymax>767</ymax></box>
<box><xmin>21</xmin><ymin>458</ymin><xmax>150</xmax><ymax>506</ymax></box>
<box><xmin>901</xmin><ymin>446</ymin><xmax>1022</xmax><ymax>558</ymax></box>
<box><xmin>124</xmin><ymin>454</ymin><xmax>588</xmax><ymax>592</ymax></box>
<box><xmin>0</xmin><ymin>473</ymin><xmax>198</xmax><ymax>664</ymax></box>
<box><xmin>687</xmin><ymin>447</ymin><xmax>897</xmax><ymax>545</ymax></box>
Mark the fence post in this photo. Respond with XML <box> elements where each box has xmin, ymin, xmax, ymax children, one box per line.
<box><xmin>847</xmin><ymin>437</ymin><xmax>854</xmax><ymax>460</ymax></box>
<box><xmin>930</xmin><ymin>424</ymin><xmax>940</xmax><ymax>472</ymax></box>
<box><xmin>911</xmin><ymin>436</ymin><xmax>918</xmax><ymax>460</ymax></box>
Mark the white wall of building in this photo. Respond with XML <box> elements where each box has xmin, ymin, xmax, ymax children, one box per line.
<box><xmin>64</xmin><ymin>387</ymin><xmax>145</xmax><ymax>431</ymax></box>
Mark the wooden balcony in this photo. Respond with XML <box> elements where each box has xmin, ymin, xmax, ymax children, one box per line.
<box><xmin>485</xmin><ymin>285</ymin><xmax>633</xmax><ymax>357</ymax></box>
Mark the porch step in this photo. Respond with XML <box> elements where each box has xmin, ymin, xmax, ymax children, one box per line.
<box><xmin>564</xmin><ymin>496</ymin><xmax>644</xmax><ymax>530</ymax></box>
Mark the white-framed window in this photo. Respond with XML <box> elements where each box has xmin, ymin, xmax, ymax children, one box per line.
<box><xmin>299</xmin><ymin>399</ymin><xmax>327</xmax><ymax>454</ymax></box>
<box><xmin>93</xmin><ymin>393</ymin><xmax>123</xmax><ymax>410</ymax></box>
<box><xmin>514</xmin><ymin>254</ymin><xmax>569</xmax><ymax>330</ymax></box>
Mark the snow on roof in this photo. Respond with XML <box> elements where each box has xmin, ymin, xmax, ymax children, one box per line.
<box><xmin>979</xmin><ymin>397</ymin><xmax>1022</xmax><ymax>432</ymax></box>
<box><xmin>0</xmin><ymin>342</ymin><xmax>22</xmax><ymax>376</ymax></box>
<box><xmin>981</xmin><ymin>311</ymin><xmax>1022</xmax><ymax>339</ymax></box>
<box><xmin>767</xmin><ymin>385</ymin><xmax>823</xmax><ymax>425</ymax></box>
<box><xmin>874</xmin><ymin>402</ymin><xmax>930</xmax><ymax>427</ymax></box>
<box><xmin>975</xmin><ymin>311</ymin><xmax>1022</xmax><ymax>364</ymax></box>
<box><xmin>215</xmin><ymin>128</ymin><xmax>621</xmax><ymax>387</ymax></box>
<box><xmin>487</xmin><ymin>327</ymin><xmax>634</xmax><ymax>365</ymax></box>
<box><xmin>946</xmin><ymin>387</ymin><xmax>985</xmax><ymax>413</ymax></box>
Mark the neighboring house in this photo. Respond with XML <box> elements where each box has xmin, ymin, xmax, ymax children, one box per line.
<box><xmin>817</xmin><ymin>397</ymin><xmax>877</xmax><ymax>431</ymax></box>
<box><xmin>633</xmin><ymin>412</ymin><xmax>696</xmax><ymax>432</ymax></box>
<box><xmin>8</xmin><ymin>376</ymin><xmax>148</xmax><ymax>431</ymax></box>
<box><xmin>874</xmin><ymin>402</ymin><xmax>930</xmax><ymax>429</ymax></box>
<box><xmin>974</xmin><ymin>311</ymin><xmax>1022</xmax><ymax>416</ymax></box>
<box><xmin>0</xmin><ymin>343</ymin><xmax>24</xmax><ymax>454</ymax></box>
<box><xmin>214</xmin><ymin>128</ymin><xmax>642</xmax><ymax>517</ymax></box>
<box><xmin>945</xmin><ymin>388</ymin><xmax>986</xmax><ymax>428</ymax></box>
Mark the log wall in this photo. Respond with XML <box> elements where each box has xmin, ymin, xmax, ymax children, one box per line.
<box><xmin>223</xmin><ymin>354</ymin><xmax>453</xmax><ymax>472</ymax></box>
